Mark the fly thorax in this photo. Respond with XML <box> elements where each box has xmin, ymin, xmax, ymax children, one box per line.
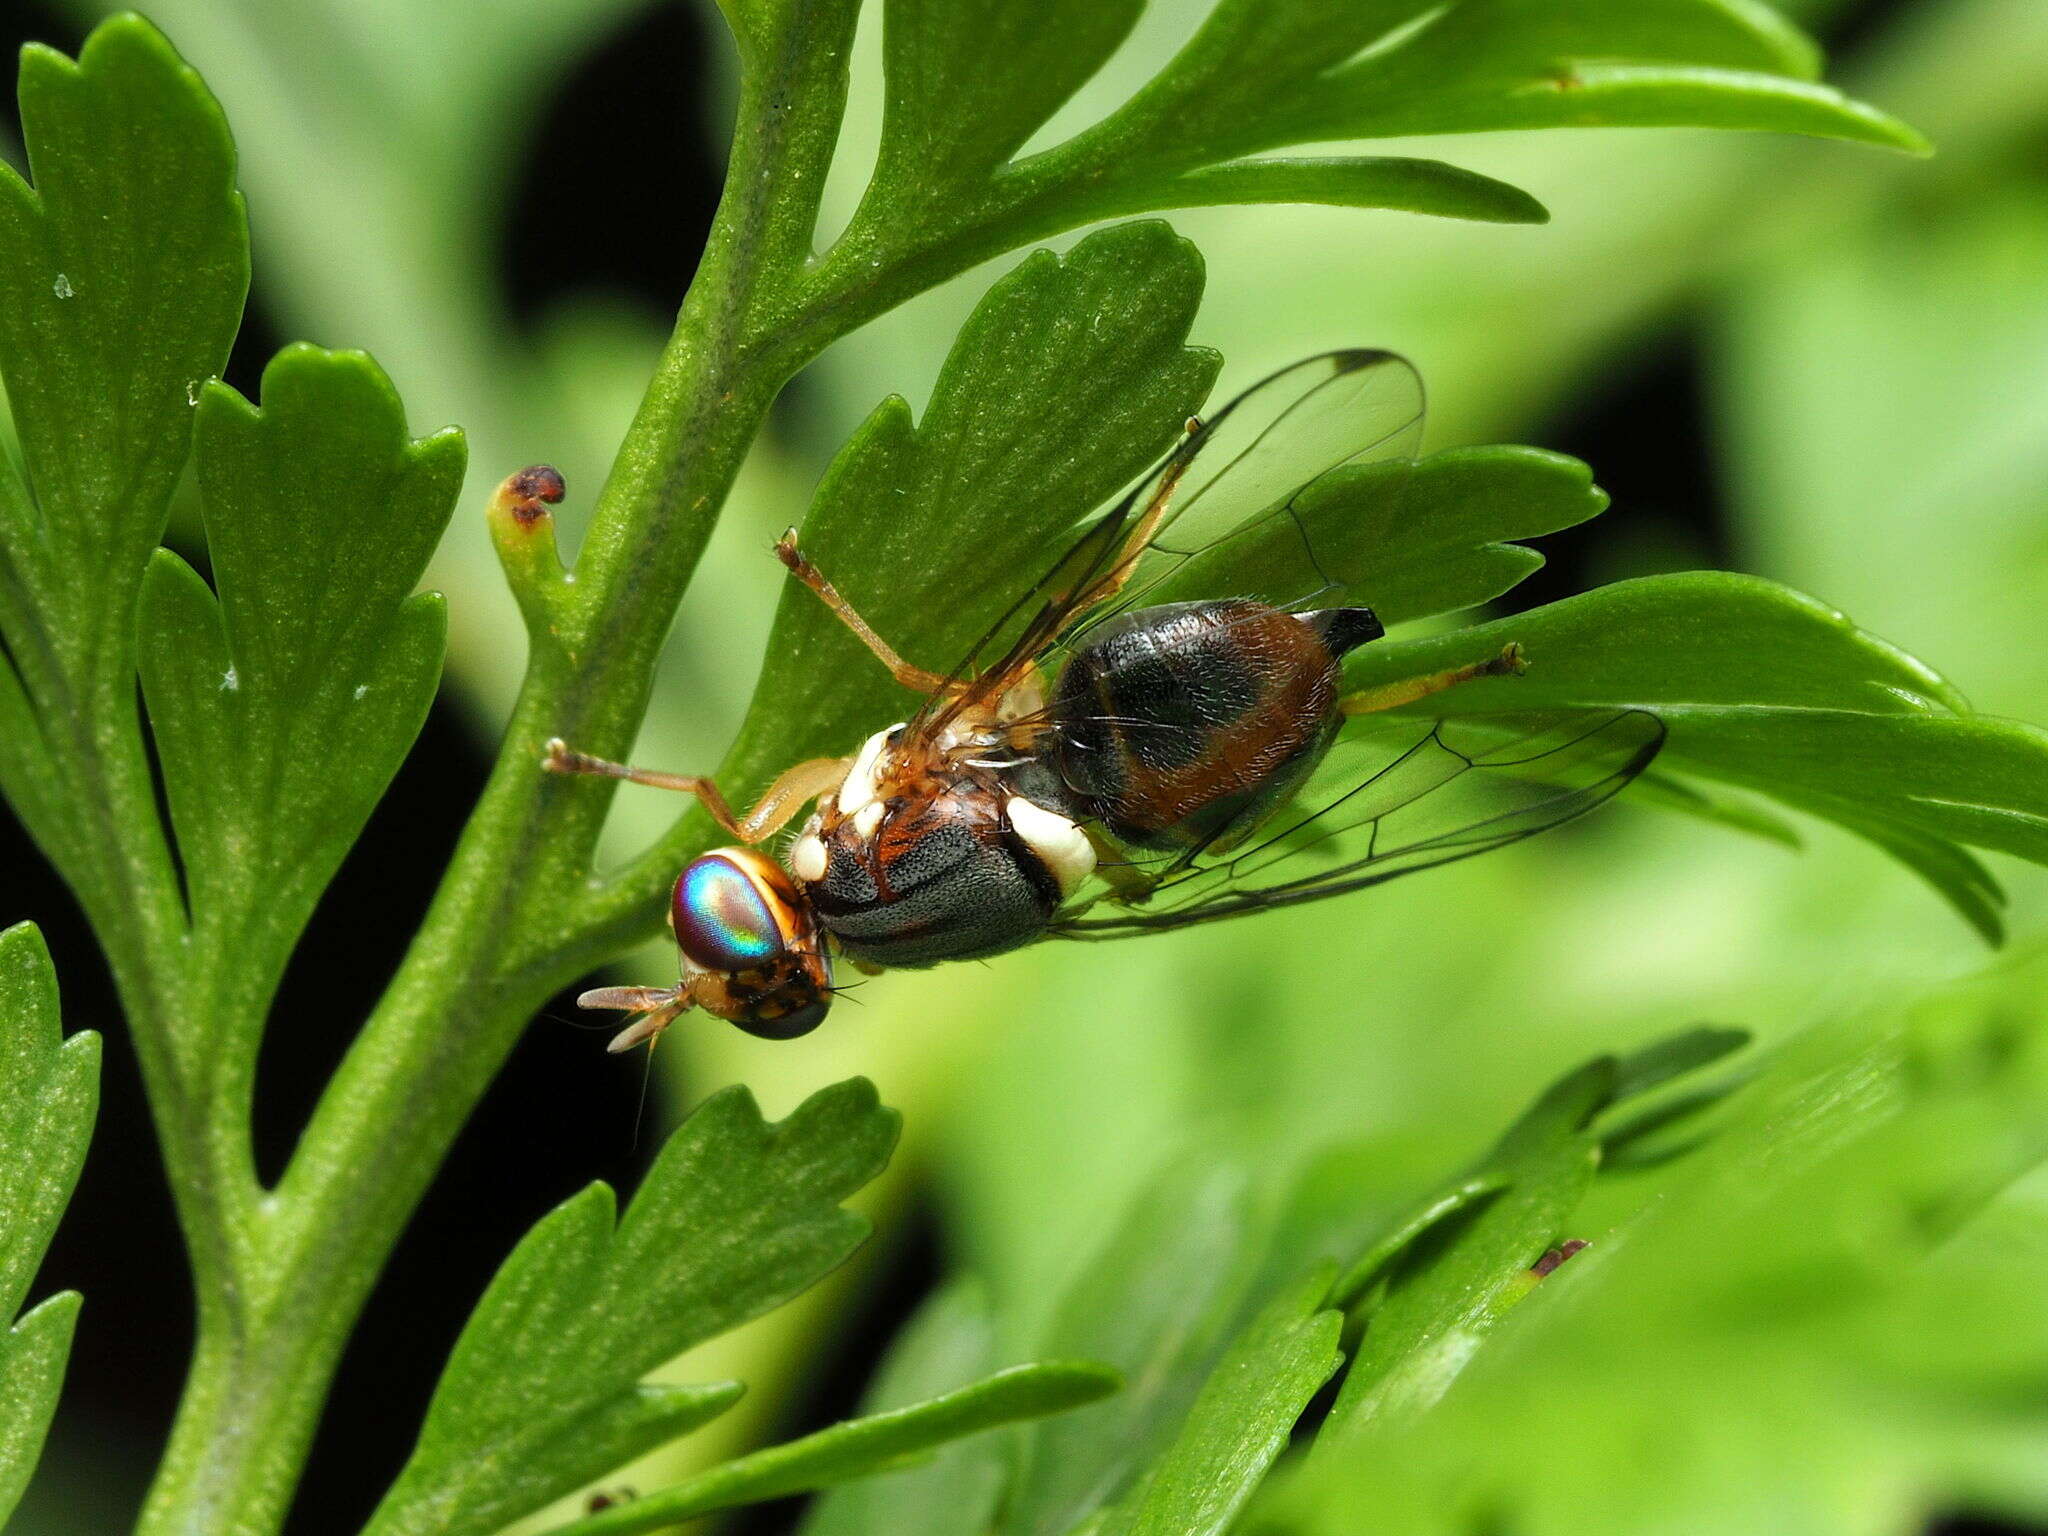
<box><xmin>801</xmin><ymin>766</ymin><xmax>1067</xmax><ymax>968</ymax></box>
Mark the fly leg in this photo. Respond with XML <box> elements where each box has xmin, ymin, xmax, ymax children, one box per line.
<box><xmin>1083</xmin><ymin>826</ymin><xmax>1161</xmax><ymax>904</ymax></box>
<box><xmin>544</xmin><ymin>742</ymin><xmax>851</xmax><ymax>843</ymax></box>
<box><xmin>1339</xmin><ymin>643</ymin><xmax>1525</xmax><ymax>718</ymax></box>
<box><xmin>774</xmin><ymin>531</ymin><xmax>960</xmax><ymax>695</ymax></box>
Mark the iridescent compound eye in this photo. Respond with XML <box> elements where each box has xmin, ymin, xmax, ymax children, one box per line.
<box><xmin>672</xmin><ymin>848</ymin><xmax>798</xmax><ymax>973</ymax></box>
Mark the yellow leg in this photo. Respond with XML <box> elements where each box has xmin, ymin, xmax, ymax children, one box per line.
<box><xmin>1340</xmin><ymin>643</ymin><xmax>1526</xmax><ymax>717</ymax></box>
<box><xmin>774</xmin><ymin>531</ymin><xmax>957</xmax><ymax>694</ymax></box>
<box><xmin>544</xmin><ymin>741</ymin><xmax>850</xmax><ymax>843</ymax></box>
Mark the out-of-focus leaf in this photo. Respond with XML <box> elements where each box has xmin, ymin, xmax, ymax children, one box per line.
<box><xmin>801</xmin><ymin>1282</ymin><xmax>1010</xmax><ymax>1536</ymax></box>
<box><xmin>727</xmin><ymin>222</ymin><xmax>1217</xmax><ymax>784</ymax></box>
<box><xmin>1627</xmin><ymin>771</ymin><xmax>1805</xmax><ymax>850</ymax></box>
<box><xmin>544</xmin><ymin>1360</ymin><xmax>1119</xmax><ymax>1536</ymax></box>
<box><xmin>1719</xmin><ymin>178</ymin><xmax>2048</xmax><ymax>723</ymax></box>
<box><xmin>1097</xmin><ymin>1265</ymin><xmax>1342</xmax><ymax>1536</ymax></box>
<box><xmin>1609</xmin><ymin>1023</ymin><xmax>1751</xmax><ymax>1101</ymax></box>
<box><xmin>1327</xmin><ymin>1176</ymin><xmax>1507</xmax><ymax>1312</ymax></box>
<box><xmin>1823</xmin><ymin>808</ymin><xmax>2009</xmax><ymax>947</ymax></box>
<box><xmin>1344</xmin><ymin>572</ymin><xmax>2048</xmax><ymax>934</ymax></box>
<box><xmin>137</xmin><ymin>346</ymin><xmax>462</xmax><ymax>1067</ymax></box>
<box><xmin>1272</xmin><ymin>959</ymin><xmax>2048</xmax><ymax>1536</ymax></box>
<box><xmin>1315</xmin><ymin>1064</ymin><xmax>1606</xmax><ymax>1441</ymax></box>
<box><xmin>0</xmin><ymin>924</ymin><xmax>98</xmax><ymax>1524</ymax></box>
<box><xmin>362</xmin><ymin>1081</ymin><xmax>900</xmax><ymax>1536</ymax></box>
<box><xmin>1318</xmin><ymin>1026</ymin><xmax>1749</xmax><ymax>1442</ymax></box>
<box><xmin>1004</xmin><ymin>1161</ymin><xmax>1254</xmax><ymax>1536</ymax></box>
<box><xmin>0</xmin><ymin>15</ymin><xmax>245</xmax><ymax>889</ymax></box>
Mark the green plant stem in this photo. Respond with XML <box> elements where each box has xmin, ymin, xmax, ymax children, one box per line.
<box><xmin>132</xmin><ymin>8</ymin><xmax>863</xmax><ymax>1532</ymax></box>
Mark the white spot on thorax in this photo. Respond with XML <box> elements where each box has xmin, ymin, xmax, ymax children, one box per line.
<box><xmin>852</xmin><ymin>801</ymin><xmax>884</xmax><ymax>840</ymax></box>
<box><xmin>1005</xmin><ymin>796</ymin><xmax>1096</xmax><ymax>895</ymax></box>
<box><xmin>790</xmin><ymin>833</ymin><xmax>827</xmax><ymax>883</ymax></box>
<box><xmin>51</xmin><ymin>273</ymin><xmax>72</xmax><ymax>299</ymax></box>
<box><xmin>837</xmin><ymin>724</ymin><xmax>901</xmax><ymax>815</ymax></box>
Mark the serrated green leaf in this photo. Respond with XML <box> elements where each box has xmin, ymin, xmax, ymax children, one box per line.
<box><xmin>1045</xmin><ymin>1</ymin><xmax>1917</xmax><ymax>214</ymax></box>
<box><xmin>0</xmin><ymin>924</ymin><xmax>98</xmax><ymax>1524</ymax></box>
<box><xmin>1004</xmin><ymin>1161</ymin><xmax>1254</xmax><ymax>1536</ymax></box>
<box><xmin>0</xmin><ymin>13</ymin><xmax>245</xmax><ymax>884</ymax></box>
<box><xmin>363</xmin><ymin>1079</ymin><xmax>901</xmax><ymax>1536</ymax></box>
<box><xmin>1211</xmin><ymin>1</ymin><xmax>1920</xmax><ymax>152</ymax></box>
<box><xmin>0</xmin><ymin>14</ymin><xmax>244</xmax><ymax>642</ymax></box>
<box><xmin>801</xmin><ymin>1281</ymin><xmax>1009</xmax><ymax>1536</ymax></box>
<box><xmin>1098</xmin><ymin>1264</ymin><xmax>1342</xmax><ymax>1536</ymax></box>
<box><xmin>831</xmin><ymin>0</ymin><xmax>1929</xmax><ymax>309</ymax></box>
<box><xmin>1149</xmin><ymin>446</ymin><xmax>1607</xmax><ymax>624</ymax></box>
<box><xmin>727</xmin><ymin>223</ymin><xmax>1217</xmax><ymax>784</ymax></box>
<box><xmin>0</xmin><ymin>927</ymin><xmax>99</xmax><ymax>1323</ymax></box>
<box><xmin>873</xmin><ymin>0</ymin><xmax>1143</xmax><ymax>198</ymax></box>
<box><xmin>843</xmin><ymin>2</ymin><xmax>1923</xmax><ymax>301</ymax></box>
<box><xmin>544</xmin><ymin>1359</ymin><xmax>1119</xmax><ymax>1536</ymax></box>
<box><xmin>1342</xmin><ymin>572</ymin><xmax>2048</xmax><ymax>935</ymax></box>
<box><xmin>135</xmin><ymin>346</ymin><xmax>460</xmax><ymax>1067</ymax></box>
<box><xmin>0</xmin><ymin>1291</ymin><xmax>80</xmax><ymax>1526</ymax></box>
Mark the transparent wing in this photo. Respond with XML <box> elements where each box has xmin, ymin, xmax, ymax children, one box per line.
<box><xmin>1051</xmin><ymin>710</ymin><xmax>1665</xmax><ymax>939</ymax></box>
<box><xmin>925</xmin><ymin>350</ymin><xmax>1424</xmax><ymax>727</ymax></box>
<box><xmin>1084</xmin><ymin>347</ymin><xmax>1425</xmax><ymax>632</ymax></box>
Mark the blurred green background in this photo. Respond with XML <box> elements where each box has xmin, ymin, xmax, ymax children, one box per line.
<box><xmin>6</xmin><ymin>0</ymin><xmax>2048</xmax><ymax>1531</ymax></box>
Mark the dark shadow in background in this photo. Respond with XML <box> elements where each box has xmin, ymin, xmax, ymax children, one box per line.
<box><xmin>0</xmin><ymin>0</ymin><xmax>2033</xmax><ymax>1532</ymax></box>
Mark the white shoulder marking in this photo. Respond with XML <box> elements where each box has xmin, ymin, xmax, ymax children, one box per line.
<box><xmin>790</xmin><ymin>833</ymin><xmax>827</xmax><ymax>883</ymax></box>
<box><xmin>838</xmin><ymin>724</ymin><xmax>901</xmax><ymax>816</ymax></box>
<box><xmin>1005</xmin><ymin>796</ymin><xmax>1097</xmax><ymax>896</ymax></box>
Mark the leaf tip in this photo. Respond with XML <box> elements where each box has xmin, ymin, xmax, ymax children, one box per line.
<box><xmin>0</xmin><ymin>919</ymin><xmax>50</xmax><ymax>972</ymax></box>
<box><xmin>57</xmin><ymin>1026</ymin><xmax>102</xmax><ymax>1074</ymax></box>
<box><xmin>1473</xmin><ymin>176</ymin><xmax>1550</xmax><ymax>225</ymax></box>
<box><xmin>1043</xmin><ymin>1359</ymin><xmax>1125</xmax><ymax>1407</ymax></box>
<box><xmin>490</xmin><ymin>464</ymin><xmax>574</xmax><ymax>635</ymax></box>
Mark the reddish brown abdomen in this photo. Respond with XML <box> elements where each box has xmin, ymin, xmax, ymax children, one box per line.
<box><xmin>1047</xmin><ymin>600</ymin><xmax>1373</xmax><ymax>851</ymax></box>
